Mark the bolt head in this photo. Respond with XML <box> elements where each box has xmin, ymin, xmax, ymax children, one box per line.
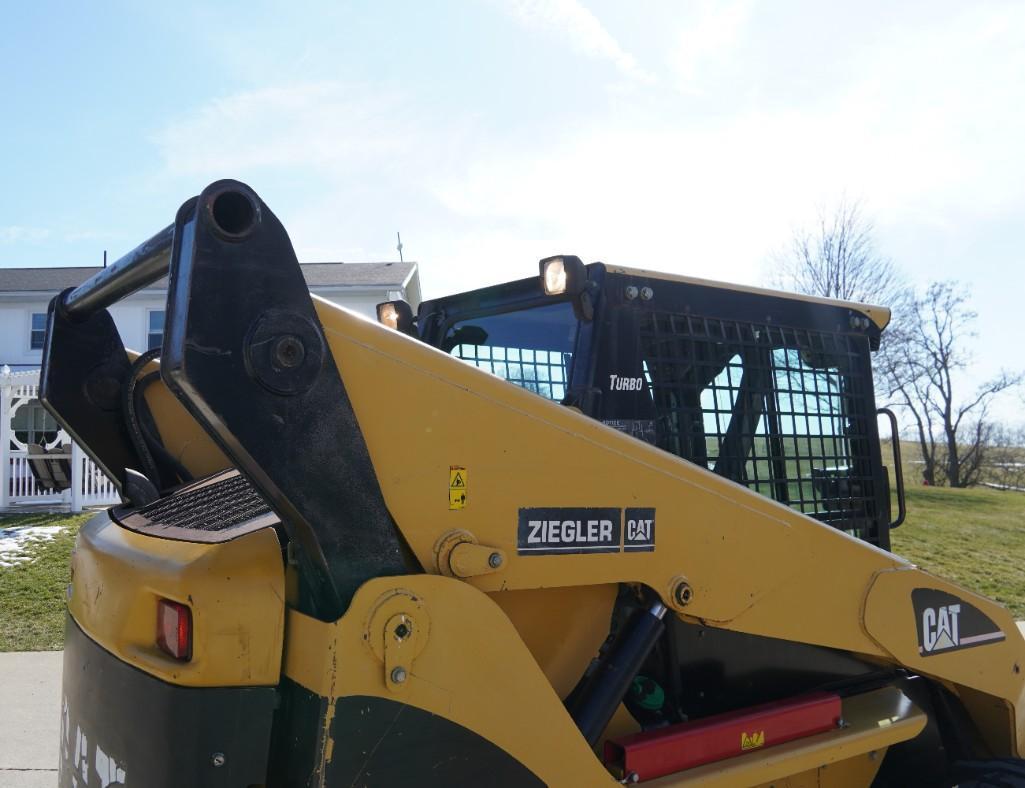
<box><xmin>640</xmin><ymin>286</ymin><xmax>654</xmax><ymax>301</ymax></box>
<box><xmin>211</xmin><ymin>752</ymin><xmax>226</xmax><ymax>768</ymax></box>
<box><xmin>273</xmin><ymin>335</ymin><xmax>306</xmax><ymax>369</ymax></box>
<box><xmin>488</xmin><ymin>552</ymin><xmax>503</xmax><ymax>568</ymax></box>
<box><xmin>390</xmin><ymin>666</ymin><xmax>407</xmax><ymax>684</ymax></box>
<box><xmin>393</xmin><ymin>622</ymin><xmax>410</xmax><ymax>640</ymax></box>
<box><xmin>673</xmin><ymin>581</ymin><xmax>693</xmax><ymax>607</ymax></box>
<box><xmin>625</xmin><ymin>285</ymin><xmax>639</xmax><ymax>300</ymax></box>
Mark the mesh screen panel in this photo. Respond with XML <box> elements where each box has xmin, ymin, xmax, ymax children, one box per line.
<box><xmin>450</xmin><ymin>344</ymin><xmax>571</xmax><ymax>401</ymax></box>
<box><xmin>640</xmin><ymin>311</ymin><xmax>878</xmax><ymax>538</ymax></box>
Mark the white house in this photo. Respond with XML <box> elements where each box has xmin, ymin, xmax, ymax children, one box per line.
<box><xmin>0</xmin><ymin>261</ymin><xmax>420</xmax><ymax>512</ymax></box>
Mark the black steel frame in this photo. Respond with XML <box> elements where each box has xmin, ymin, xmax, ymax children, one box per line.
<box><xmin>639</xmin><ymin>311</ymin><xmax>881</xmax><ymax>540</ymax></box>
<box><xmin>40</xmin><ymin>180</ymin><xmax>412</xmax><ymax>620</ymax></box>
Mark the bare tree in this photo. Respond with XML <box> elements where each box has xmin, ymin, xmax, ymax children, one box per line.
<box><xmin>773</xmin><ymin>198</ymin><xmax>913</xmax><ymax>454</ymax></box>
<box><xmin>772</xmin><ymin>198</ymin><xmax>909</xmax><ymax>309</ymax></box>
<box><xmin>772</xmin><ymin>198</ymin><xmax>913</xmax><ymax>395</ymax></box>
<box><xmin>875</xmin><ymin>338</ymin><xmax>941</xmax><ymax>484</ymax></box>
<box><xmin>774</xmin><ymin>201</ymin><xmax>1021</xmax><ymax>487</ymax></box>
<box><xmin>882</xmin><ymin>282</ymin><xmax>1022</xmax><ymax>487</ymax></box>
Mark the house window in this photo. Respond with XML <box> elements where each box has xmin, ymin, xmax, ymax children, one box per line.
<box><xmin>13</xmin><ymin>402</ymin><xmax>59</xmax><ymax>446</ymax></box>
<box><xmin>148</xmin><ymin>310</ymin><xmax>165</xmax><ymax>351</ymax></box>
<box><xmin>30</xmin><ymin>312</ymin><xmax>46</xmax><ymax>350</ymax></box>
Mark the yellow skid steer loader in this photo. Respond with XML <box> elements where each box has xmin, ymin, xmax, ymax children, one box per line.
<box><xmin>44</xmin><ymin>180</ymin><xmax>1025</xmax><ymax>787</ymax></box>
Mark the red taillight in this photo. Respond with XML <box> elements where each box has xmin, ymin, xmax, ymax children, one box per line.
<box><xmin>156</xmin><ymin>599</ymin><xmax>192</xmax><ymax>661</ymax></box>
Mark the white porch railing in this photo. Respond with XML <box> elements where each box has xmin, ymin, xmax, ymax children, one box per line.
<box><xmin>1</xmin><ymin>368</ymin><xmax>119</xmax><ymax>513</ymax></box>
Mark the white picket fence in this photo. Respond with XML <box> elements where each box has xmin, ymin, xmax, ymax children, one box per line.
<box><xmin>1</xmin><ymin>369</ymin><xmax>119</xmax><ymax>512</ymax></box>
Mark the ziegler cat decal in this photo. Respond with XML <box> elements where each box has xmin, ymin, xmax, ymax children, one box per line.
<box><xmin>517</xmin><ymin>507</ymin><xmax>656</xmax><ymax>555</ymax></box>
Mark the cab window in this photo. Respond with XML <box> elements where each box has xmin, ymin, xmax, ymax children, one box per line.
<box><xmin>442</xmin><ymin>301</ymin><xmax>579</xmax><ymax>401</ymax></box>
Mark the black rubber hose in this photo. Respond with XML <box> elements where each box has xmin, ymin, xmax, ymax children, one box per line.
<box><xmin>122</xmin><ymin>348</ymin><xmax>163</xmax><ymax>487</ymax></box>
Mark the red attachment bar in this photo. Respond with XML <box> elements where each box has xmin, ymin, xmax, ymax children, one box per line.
<box><xmin>604</xmin><ymin>691</ymin><xmax>841</xmax><ymax>782</ymax></box>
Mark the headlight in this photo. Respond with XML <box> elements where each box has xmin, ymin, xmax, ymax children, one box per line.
<box><xmin>376</xmin><ymin>300</ymin><xmax>415</xmax><ymax>334</ymax></box>
<box><xmin>539</xmin><ymin>255</ymin><xmax>586</xmax><ymax>296</ymax></box>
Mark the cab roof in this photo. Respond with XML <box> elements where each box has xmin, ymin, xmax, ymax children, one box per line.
<box><xmin>604</xmin><ymin>264</ymin><xmax>892</xmax><ymax>330</ymax></box>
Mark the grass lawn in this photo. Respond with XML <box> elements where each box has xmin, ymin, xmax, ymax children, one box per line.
<box><xmin>891</xmin><ymin>485</ymin><xmax>1025</xmax><ymax>619</ymax></box>
<box><xmin>0</xmin><ymin>512</ymin><xmax>92</xmax><ymax>651</ymax></box>
<box><xmin>0</xmin><ymin>485</ymin><xmax>1021</xmax><ymax>652</ymax></box>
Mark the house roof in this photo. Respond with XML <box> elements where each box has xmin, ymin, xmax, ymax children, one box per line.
<box><xmin>0</xmin><ymin>261</ymin><xmax>415</xmax><ymax>293</ymax></box>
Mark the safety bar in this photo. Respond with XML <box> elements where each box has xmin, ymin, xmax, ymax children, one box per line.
<box><xmin>59</xmin><ymin>224</ymin><xmax>174</xmax><ymax>321</ymax></box>
<box><xmin>877</xmin><ymin>407</ymin><xmax>907</xmax><ymax>528</ymax></box>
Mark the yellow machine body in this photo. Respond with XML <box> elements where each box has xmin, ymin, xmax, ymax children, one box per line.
<box><xmin>62</xmin><ymin>290</ymin><xmax>1022</xmax><ymax>786</ymax></box>
<box><xmin>49</xmin><ymin>181</ymin><xmax>1023</xmax><ymax>787</ymax></box>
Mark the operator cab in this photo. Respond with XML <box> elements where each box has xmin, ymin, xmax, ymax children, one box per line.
<box><xmin>385</xmin><ymin>257</ymin><xmax>901</xmax><ymax>549</ymax></box>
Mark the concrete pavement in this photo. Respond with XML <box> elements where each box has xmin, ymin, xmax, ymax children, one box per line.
<box><xmin>0</xmin><ymin>651</ymin><xmax>61</xmax><ymax>788</ymax></box>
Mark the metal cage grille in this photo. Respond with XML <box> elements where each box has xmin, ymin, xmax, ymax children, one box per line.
<box><xmin>450</xmin><ymin>344</ymin><xmax>571</xmax><ymax>401</ymax></box>
<box><xmin>640</xmin><ymin>312</ymin><xmax>878</xmax><ymax>537</ymax></box>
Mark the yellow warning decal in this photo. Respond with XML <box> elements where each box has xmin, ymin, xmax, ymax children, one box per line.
<box><xmin>449</xmin><ymin>489</ymin><xmax>467</xmax><ymax>509</ymax></box>
<box><xmin>449</xmin><ymin>466</ymin><xmax>467</xmax><ymax>510</ymax></box>
<box><xmin>740</xmin><ymin>731</ymin><xmax>765</xmax><ymax>751</ymax></box>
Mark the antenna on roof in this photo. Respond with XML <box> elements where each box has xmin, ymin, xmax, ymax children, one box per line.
<box><xmin>396</xmin><ymin>232</ymin><xmax>404</xmax><ymax>263</ymax></box>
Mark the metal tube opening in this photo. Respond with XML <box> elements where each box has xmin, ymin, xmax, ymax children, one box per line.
<box><xmin>210</xmin><ymin>190</ymin><xmax>257</xmax><ymax>238</ymax></box>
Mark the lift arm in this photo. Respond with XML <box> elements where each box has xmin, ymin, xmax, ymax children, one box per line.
<box><xmin>41</xmin><ymin>180</ymin><xmax>412</xmax><ymax>620</ymax></box>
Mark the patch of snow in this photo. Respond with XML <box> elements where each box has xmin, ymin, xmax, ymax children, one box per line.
<box><xmin>0</xmin><ymin>525</ymin><xmax>64</xmax><ymax>567</ymax></box>
<box><xmin>981</xmin><ymin>482</ymin><xmax>1025</xmax><ymax>493</ymax></box>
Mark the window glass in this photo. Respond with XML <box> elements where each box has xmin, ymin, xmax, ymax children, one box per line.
<box><xmin>30</xmin><ymin>313</ymin><xmax>46</xmax><ymax>350</ymax></box>
<box><xmin>770</xmin><ymin>347</ymin><xmax>853</xmax><ymax>511</ymax></box>
<box><xmin>442</xmin><ymin>301</ymin><xmax>578</xmax><ymax>401</ymax></box>
<box><xmin>148</xmin><ymin>310</ymin><xmax>165</xmax><ymax>351</ymax></box>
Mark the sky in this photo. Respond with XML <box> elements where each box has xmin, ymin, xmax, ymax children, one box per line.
<box><xmin>1</xmin><ymin>0</ymin><xmax>1023</xmax><ymax>421</ymax></box>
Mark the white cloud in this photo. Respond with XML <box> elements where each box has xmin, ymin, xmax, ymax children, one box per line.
<box><xmin>429</xmin><ymin>116</ymin><xmax>820</xmax><ymax>287</ymax></box>
<box><xmin>63</xmin><ymin>229</ymin><xmax>126</xmax><ymax>243</ymax></box>
<box><xmin>670</xmin><ymin>0</ymin><xmax>754</xmax><ymax>94</ymax></box>
<box><xmin>433</xmin><ymin>2</ymin><xmax>1025</xmax><ymax>283</ymax></box>
<box><xmin>496</xmin><ymin>0</ymin><xmax>652</xmax><ymax>81</ymax></box>
<box><xmin>153</xmin><ymin>82</ymin><xmax>413</xmax><ymax>178</ymax></box>
<box><xmin>0</xmin><ymin>226</ymin><xmax>50</xmax><ymax>244</ymax></box>
<box><xmin>138</xmin><ymin>3</ymin><xmax>1023</xmax><ymax>420</ymax></box>
<box><xmin>146</xmin><ymin>3</ymin><xmax>1025</xmax><ymax>307</ymax></box>
<box><xmin>839</xmin><ymin>3</ymin><xmax>1025</xmax><ymax>222</ymax></box>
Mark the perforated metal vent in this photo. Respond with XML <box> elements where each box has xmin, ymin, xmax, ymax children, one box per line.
<box><xmin>138</xmin><ymin>472</ymin><xmax>271</xmax><ymax>532</ymax></box>
<box><xmin>117</xmin><ymin>469</ymin><xmax>279</xmax><ymax>543</ymax></box>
